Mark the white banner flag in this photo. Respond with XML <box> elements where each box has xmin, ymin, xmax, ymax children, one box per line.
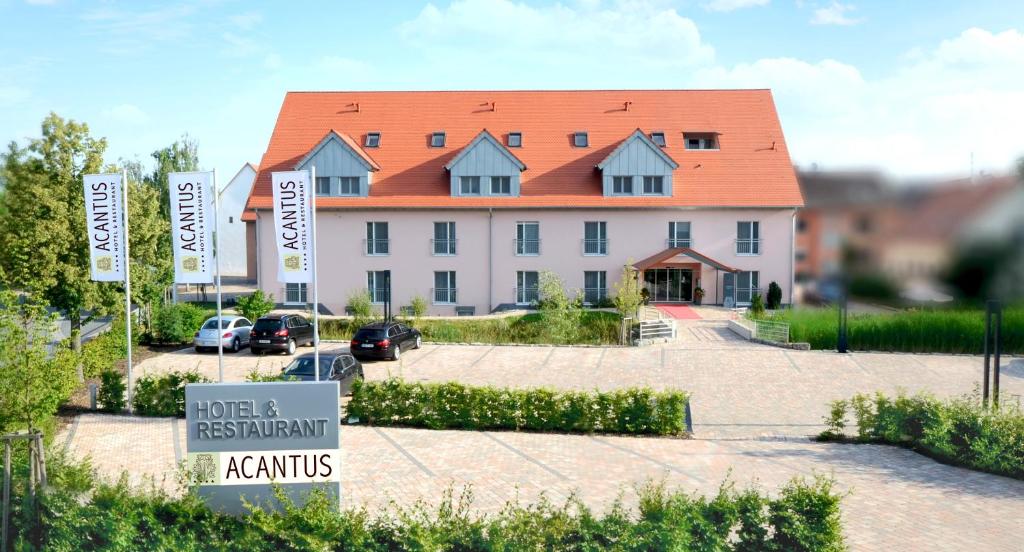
<box><xmin>83</xmin><ymin>173</ymin><xmax>126</xmax><ymax>282</ymax></box>
<box><xmin>271</xmin><ymin>170</ymin><xmax>313</xmax><ymax>283</ymax></box>
<box><xmin>168</xmin><ymin>171</ymin><xmax>215</xmax><ymax>284</ymax></box>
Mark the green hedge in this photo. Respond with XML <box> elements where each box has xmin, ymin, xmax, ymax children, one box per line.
<box><xmin>320</xmin><ymin>311</ymin><xmax>621</xmax><ymax>345</ymax></box>
<box><xmin>769</xmin><ymin>306</ymin><xmax>1024</xmax><ymax>354</ymax></box>
<box><xmin>132</xmin><ymin>370</ymin><xmax>211</xmax><ymax>417</ymax></box>
<box><xmin>21</xmin><ymin>455</ymin><xmax>843</xmax><ymax>551</ymax></box>
<box><xmin>152</xmin><ymin>303</ymin><xmax>211</xmax><ymax>344</ymax></box>
<box><xmin>347</xmin><ymin>379</ymin><xmax>690</xmax><ymax>435</ymax></box>
<box><xmin>821</xmin><ymin>392</ymin><xmax>1024</xmax><ymax>479</ymax></box>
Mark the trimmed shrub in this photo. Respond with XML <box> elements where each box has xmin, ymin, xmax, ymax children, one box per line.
<box><xmin>80</xmin><ymin>317</ymin><xmax>140</xmax><ymax>378</ymax></box>
<box><xmin>347</xmin><ymin>379</ymin><xmax>690</xmax><ymax>436</ymax></box>
<box><xmin>152</xmin><ymin>303</ymin><xmax>208</xmax><ymax>344</ymax></box>
<box><xmin>21</xmin><ymin>453</ymin><xmax>844</xmax><ymax>552</ymax></box>
<box><xmin>766</xmin><ymin>281</ymin><xmax>783</xmax><ymax>310</ymax></box>
<box><xmin>97</xmin><ymin>370</ymin><xmax>126</xmax><ymax>413</ymax></box>
<box><xmin>409</xmin><ymin>295</ymin><xmax>428</xmax><ymax>320</ymax></box>
<box><xmin>821</xmin><ymin>391</ymin><xmax>1024</xmax><ymax>479</ymax></box>
<box><xmin>749</xmin><ymin>293</ymin><xmax>766</xmax><ymax>318</ymax></box>
<box><xmin>235</xmin><ymin>290</ymin><xmax>275</xmax><ymax>322</ymax></box>
<box><xmin>132</xmin><ymin>370</ymin><xmax>211</xmax><ymax>417</ymax></box>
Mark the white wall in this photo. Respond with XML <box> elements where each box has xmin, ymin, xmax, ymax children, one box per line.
<box><xmin>218</xmin><ymin>164</ymin><xmax>256</xmax><ymax>277</ymax></box>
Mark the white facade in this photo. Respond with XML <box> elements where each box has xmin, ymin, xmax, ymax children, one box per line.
<box><xmin>218</xmin><ymin>163</ymin><xmax>256</xmax><ymax>277</ymax></box>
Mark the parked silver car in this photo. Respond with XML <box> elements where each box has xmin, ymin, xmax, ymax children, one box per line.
<box><xmin>194</xmin><ymin>315</ymin><xmax>252</xmax><ymax>353</ymax></box>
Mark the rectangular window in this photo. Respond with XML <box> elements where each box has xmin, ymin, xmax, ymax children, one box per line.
<box><xmin>285</xmin><ymin>283</ymin><xmax>307</xmax><ymax>304</ymax></box>
<box><xmin>573</xmin><ymin>132</ymin><xmax>588</xmax><ymax>147</ymax></box>
<box><xmin>642</xmin><ymin>176</ymin><xmax>664</xmax><ymax>194</ymax></box>
<box><xmin>584</xmin><ymin>271</ymin><xmax>607</xmax><ymax>305</ymax></box>
<box><xmin>737</xmin><ymin>221</ymin><xmax>761</xmax><ymax>255</ymax></box>
<box><xmin>459</xmin><ymin>176</ymin><xmax>481</xmax><ymax>195</ymax></box>
<box><xmin>650</xmin><ymin>132</ymin><xmax>666</xmax><ymax>147</ymax></box>
<box><xmin>684</xmin><ymin>133</ymin><xmax>718</xmax><ymax>150</ymax></box>
<box><xmin>433</xmin><ymin>221</ymin><xmax>456</xmax><ymax>255</ymax></box>
<box><xmin>668</xmin><ymin>222</ymin><xmax>691</xmax><ymax>248</ymax></box>
<box><xmin>736</xmin><ymin>271</ymin><xmax>760</xmax><ymax>304</ymax></box>
<box><xmin>365</xmin><ymin>132</ymin><xmax>380</xmax><ymax>148</ymax></box>
<box><xmin>315</xmin><ymin>176</ymin><xmax>332</xmax><ymax>196</ymax></box>
<box><xmin>517</xmin><ymin>271</ymin><xmax>539</xmax><ymax>304</ymax></box>
<box><xmin>583</xmin><ymin>221</ymin><xmax>607</xmax><ymax>255</ymax></box>
<box><xmin>367</xmin><ymin>271</ymin><xmax>389</xmax><ymax>303</ymax></box>
<box><xmin>338</xmin><ymin>176</ymin><xmax>359</xmax><ymax>195</ymax></box>
<box><xmin>366</xmin><ymin>222</ymin><xmax>389</xmax><ymax>255</ymax></box>
<box><xmin>516</xmin><ymin>222</ymin><xmax>540</xmax><ymax>256</ymax></box>
<box><xmin>612</xmin><ymin>176</ymin><xmax>633</xmax><ymax>194</ymax></box>
<box><xmin>507</xmin><ymin>132</ymin><xmax>522</xmax><ymax>147</ymax></box>
<box><xmin>433</xmin><ymin>271</ymin><xmax>457</xmax><ymax>304</ymax></box>
<box><xmin>431</xmin><ymin>132</ymin><xmax>446</xmax><ymax>147</ymax></box>
<box><xmin>490</xmin><ymin>176</ymin><xmax>511</xmax><ymax>195</ymax></box>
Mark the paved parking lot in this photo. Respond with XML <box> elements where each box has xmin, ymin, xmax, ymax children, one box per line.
<box><xmin>58</xmin><ymin>415</ymin><xmax>1024</xmax><ymax>552</ymax></box>
<box><xmin>139</xmin><ymin>321</ymin><xmax>1024</xmax><ymax>439</ymax></box>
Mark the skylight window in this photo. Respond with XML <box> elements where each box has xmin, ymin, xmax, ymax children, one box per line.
<box><xmin>573</xmin><ymin>132</ymin><xmax>589</xmax><ymax>148</ymax></box>
<box><xmin>508</xmin><ymin>132</ymin><xmax>522</xmax><ymax>148</ymax></box>
<box><xmin>431</xmin><ymin>132</ymin><xmax>446</xmax><ymax>148</ymax></box>
<box><xmin>365</xmin><ymin>132</ymin><xmax>380</xmax><ymax>148</ymax></box>
<box><xmin>650</xmin><ymin>132</ymin><xmax>666</xmax><ymax>147</ymax></box>
<box><xmin>684</xmin><ymin>133</ymin><xmax>718</xmax><ymax>150</ymax></box>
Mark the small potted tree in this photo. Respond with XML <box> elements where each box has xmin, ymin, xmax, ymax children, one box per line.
<box><xmin>693</xmin><ymin>285</ymin><xmax>705</xmax><ymax>306</ymax></box>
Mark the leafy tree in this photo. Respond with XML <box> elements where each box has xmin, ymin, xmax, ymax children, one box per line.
<box><xmin>408</xmin><ymin>295</ymin><xmax>428</xmax><ymax>322</ymax></box>
<box><xmin>236</xmin><ymin>290</ymin><xmax>276</xmax><ymax>321</ymax></box>
<box><xmin>612</xmin><ymin>261</ymin><xmax>643</xmax><ymax>319</ymax></box>
<box><xmin>0</xmin><ymin>290</ymin><xmax>78</xmax><ymax>433</ymax></box>
<box><xmin>537</xmin><ymin>270</ymin><xmax>584</xmax><ymax>342</ymax></box>
<box><xmin>148</xmin><ymin>136</ymin><xmax>199</xmax><ymax>217</ymax></box>
<box><xmin>120</xmin><ymin>158</ymin><xmax>174</xmax><ymax>331</ymax></box>
<box><xmin>0</xmin><ymin>114</ymin><xmax>118</xmax><ymax>369</ymax></box>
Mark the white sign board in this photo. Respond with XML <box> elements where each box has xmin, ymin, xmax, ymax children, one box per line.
<box><xmin>271</xmin><ymin>170</ymin><xmax>313</xmax><ymax>283</ymax></box>
<box><xmin>168</xmin><ymin>171</ymin><xmax>215</xmax><ymax>284</ymax></box>
<box><xmin>82</xmin><ymin>173</ymin><xmax>126</xmax><ymax>281</ymax></box>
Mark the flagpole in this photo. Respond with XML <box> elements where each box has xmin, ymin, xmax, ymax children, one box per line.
<box><xmin>310</xmin><ymin>166</ymin><xmax>320</xmax><ymax>382</ymax></box>
<box><xmin>122</xmin><ymin>169</ymin><xmax>134</xmax><ymax>413</ymax></box>
<box><xmin>213</xmin><ymin>169</ymin><xmax>224</xmax><ymax>383</ymax></box>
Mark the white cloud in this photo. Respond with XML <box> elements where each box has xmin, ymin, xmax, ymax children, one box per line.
<box><xmin>397</xmin><ymin>0</ymin><xmax>714</xmax><ymax>83</ymax></box>
<box><xmin>229</xmin><ymin>12</ymin><xmax>262</xmax><ymax>30</ymax></box>
<box><xmin>811</xmin><ymin>2</ymin><xmax>863</xmax><ymax>26</ymax></box>
<box><xmin>80</xmin><ymin>4</ymin><xmax>196</xmax><ymax>54</ymax></box>
<box><xmin>704</xmin><ymin>0</ymin><xmax>769</xmax><ymax>12</ymax></box>
<box><xmin>0</xmin><ymin>85</ymin><xmax>30</xmax><ymax>106</ymax></box>
<box><xmin>222</xmin><ymin>31</ymin><xmax>260</xmax><ymax>57</ymax></box>
<box><xmin>103</xmin><ymin>104</ymin><xmax>149</xmax><ymax>125</ymax></box>
<box><xmin>263</xmin><ymin>53</ymin><xmax>283</xmax><ymax>70</ymax></box>
<box><xmin>25</xmin><ymin>0</ymin><xmax>58</xmax><ymax>5</ymax></box>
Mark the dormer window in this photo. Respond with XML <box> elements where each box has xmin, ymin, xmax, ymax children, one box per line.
<box><xmin>684</xmin><ymin>133</ymin><xmax>718</xmax><ymax>150</ymax></box>
<box><xmin>650</xmin><ymin>132</ymin><xmax>666</xmax><ymax>147</ymax></box>
<box><xmin>459</xmin><ymin>176</ymin><xmax>481</xmax><ymax>195</ymax></box>
<box><xmin>573</xmin><ymin>132</ymin><xmax>589</xmax><ymax>147</ymax></box>
<box><xmin>507</xmin><ymin>132</ymin><xmax>522</xmax><ymax>148</ymax></box>
<box><xmin>431</xmin><ymin>132</ymin><xmax>446</xmax><ymax>148</ymax></box>
<box><xmin>365</xmin><ymin>132</ymin><xmax>380</xmax><ymax>148</ymax></box>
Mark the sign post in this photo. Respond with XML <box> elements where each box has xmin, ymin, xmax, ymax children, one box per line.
<box><xmin>213</xmin><ymin>168</ymin><xmax>224</xmax><ymax>382</ymax></box>
<box><xmin>271</xmin><ymin>169</ymin><xmax>316</xmax><ymax>377</ymax></box>
<box><xmin>310</xmin><ymin>166</ymin><xmax>320</xmax><ymax>381</ymax></box>
<box><xmin>121</xmin><ymin>170</ymin><xmax>133</xmax><ymax>410</ymax></box>
<box><xmin>184</xmin><ymin>382</ymin><xmax>341</xmax><ymax>513</ymax></box>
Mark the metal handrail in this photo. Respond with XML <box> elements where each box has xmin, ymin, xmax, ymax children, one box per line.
<box><xmin>582</xmin><ymin>238</ymin><xmax>608</xmax><ymax>255</ymax></box>
<box><xmin>735</xmin><ymin>239</ymin><xmax>761</xmax><ymax>255</ymax></box>
<box><xmin>363</xmin><ymin>238</ymin><xmax>391</xmax><ymax>255</ymax></box>
<box><xmin>514</xmin><ymin>238</ymin><xmax>541</xmax><ymax>256</ymax></box>
<box><xmin>431</xmin><ymin>287</ymin><xmax>457</xmax><ymax>304</ymax></box>
<box><xmin>666</xmin><ymin>238</ymin><xmax>692</xmax><ymax>248</ymax></box>
<box><xmin>370</xmin><ymin>288</ymin><xmax>389</xmax><ymax>303</ymax></box>
<box><xmin>430</xmin><ymin>238</ymin><xmax>457</xmax><ymax>256</ymax></box>
<box><xmin>582</xmin><ymin>287</ymin><xmax>608</xmax><ymax>304</ymax></box>
<box><xmin>514</xmin><ymin>286</ymin><xmax>539</xmax><ymax>304</ymax></box>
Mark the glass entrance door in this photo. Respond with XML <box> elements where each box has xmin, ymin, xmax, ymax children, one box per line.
<box><xmin>643</xmin><ymin>268</ymin><xmax>694</xmax><ymax>302</ymax></box>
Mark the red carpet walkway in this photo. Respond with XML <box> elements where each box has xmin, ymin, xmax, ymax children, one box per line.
<box><xmin>654</xmin><ymin>304</ymin><xmax>702</xmax><ymax>319</ymax></box>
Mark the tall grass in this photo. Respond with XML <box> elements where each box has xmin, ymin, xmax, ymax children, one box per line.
<box><xmin>769</xmin><ymin>306</ymin><xmax>1023</xmax><ymax>354</ymax></box>
<box><xmin>320</xmin><ymin>311</ymin><xmax>621</xmax><ymax>345</ymax></box>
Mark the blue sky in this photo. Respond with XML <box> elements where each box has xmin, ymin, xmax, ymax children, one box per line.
<box><xmin>2</xmin><ymin>0</ymin><xmax>1022</xmax><ymax>180</ymax></box>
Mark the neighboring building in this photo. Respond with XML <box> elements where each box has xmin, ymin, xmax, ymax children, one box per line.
<box><xmin>243</xmin><ymin>90</ymin><xmax>803</xmax><ymax>315</ymax></box>
<box><xmin>218</xmin><ymin>162</ymin><xmax>256</xmax><ymax>277</ymax></box>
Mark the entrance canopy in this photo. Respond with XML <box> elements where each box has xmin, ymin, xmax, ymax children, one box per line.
<box><xmin>632</xmin><ymin>247</ymin><xmax>739</xmax><ymax>273</ymax></box>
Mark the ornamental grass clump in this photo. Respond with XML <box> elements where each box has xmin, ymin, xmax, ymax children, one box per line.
<box><xmin>347</xmin><ymin>379</ymin><xmax>690</xmax><ymax>436</ymax></box>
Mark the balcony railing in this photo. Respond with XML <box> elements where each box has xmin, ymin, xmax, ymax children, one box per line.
<box><xmin>583</xmin><ymin>287</ymin><xmax>608</xmax><ymax>305</ymax></box>
<box><xmin>515</xmin><ymin>286</ymin><xmax>539</xmax><ymax>304</ymax></box>
<box><xmin>363</xmin><ymin>238</ymin><xmax>390</xmax><ymax>255</ymax></box>
<box><xmin>514</xmin><ymin>238</ymin><xmax>541</xmax><ymax>256</ymax></box>
<box><xmin>370</xmin><ymin>288</ymin><xmax>389</xmax><ymax>303</ymax></box>
<box><xmin>582</xmin><ymin>238</ymin><xmax>608</xmax><ymax>256</ymax></box>
<box><xmin>735</xmin><ymin>239</ymin><xmax>761</xmax><ymax>255</ymax></box>
<box><xmin>736</xmin><ymin>287</ymin><xmax>763</xmax><ymax>304</ymax></box>
<box><xmin>431</xmin><ymin>238</ymin><xmax>457</xmax><ymax>256</ymax></box>
<box><xmin>667</xmin><ymin>238</ymin><xmax>692</xmax><ymax>248</ymax></box>
<box><xmin>432</xmin><ymin>287</ymin><xmax>457</xmax><ymax>304</ymax></box>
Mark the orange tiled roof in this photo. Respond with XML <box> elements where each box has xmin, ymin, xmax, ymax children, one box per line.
<box><xmin>243</xmin><ymin>90</ymin><xmax>803</xmax><ymax>219</ymax></box>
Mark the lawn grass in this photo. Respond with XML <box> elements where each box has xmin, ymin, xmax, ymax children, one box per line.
<box><xmin>319</xmin><ymin>311</ymin><xmax>622</xmax><ymax>345</ymax></box>
<box><xmin>767</xmin><ymin>305</ymin><xmax>1024</xmax><ymax>354</ymax></box>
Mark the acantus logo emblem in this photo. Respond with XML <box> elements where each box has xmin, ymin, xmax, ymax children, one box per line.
<box><xmin>191</xmin><ymin>453</ymin><xmax>217</xmax><ymax>485</ymax></box>
<box><xmin>182</xmin><ymin>256</ymin><xmax>200</xmax><ymax>273</ymax></box>
<box><xmin>283</xmin><ymin>254</ymin><xmax>301</xmax><ymax>272</ymax></box>
<box><xmin>96</xmin><ymin>256</ymin><xmax>113</xmax><ymax>272</ymax></box>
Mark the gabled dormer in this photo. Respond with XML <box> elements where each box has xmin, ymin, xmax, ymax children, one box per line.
<box><xmin>295</xmin><ymin>130</ymin><xmax>380</xmax><ymax>197</ymax></box>
<box><xmin>445</xmin><ymin>129</ymin><xmax>527</xmax><ymax>197</ymax></box>
<box><xmin>597</xmin><ymin>129</ymin><xmax>679</xmax><ymax>197</ymax></box>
